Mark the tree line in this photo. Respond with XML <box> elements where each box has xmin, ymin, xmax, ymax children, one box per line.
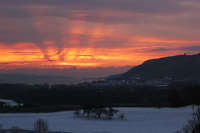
<box><xmin>0</xmin><ymin>82</ymin><xmax>199</xmax><ymax>113</ymax></box>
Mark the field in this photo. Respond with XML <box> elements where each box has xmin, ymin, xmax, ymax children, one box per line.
<box><xmin>0</xmin><ymin>106</ymin><xmax>194</xmax><ymax>133</ymax></box>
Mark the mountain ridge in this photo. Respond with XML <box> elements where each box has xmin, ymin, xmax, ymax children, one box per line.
<box><xmin>111</xmin><ymin>53</ymin><xmax>200</xmax><ymax>82</ymax></box>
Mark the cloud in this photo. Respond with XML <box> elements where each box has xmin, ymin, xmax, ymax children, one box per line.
<box><xmin>9</xmin><ymin>52</ymin><xmax>39</xmax><ymax>55</ymax></box>
<box><xmin>152</xmin><ymin>48</ymin><xmax>171</xmax><ymax>52</ymax></box>
<box><xmin>0</xmin><ymin>0</ymin><xmax>200</xmax><ymax>68</ymax></box>
<box><xmin>152</xmin><ymin>46</ymin><xmax>200</xmax><ymax>52</ymax></box>
<box><xmin>75</xmin><ymin>55</ymin><xmax>93</xmax><ymax>57</ymax></box>
<box><xmin>179</xmin><ymin>46</ymin><xmax>200</xmax><ymax>51</ymax></box>
<box><xmin>0</xmin><ymin>0</ymin><xmax>191</xmax><ymax>23</ymax></box>
<box><xmin>0</xmin><ymin>0</ymin><xmax>188</xmax><ymax>13</ymax></box>
<box><xmin>48</xmin><ymin>59</ymin><xmax>55</xmax><ymax>62</ymax></box>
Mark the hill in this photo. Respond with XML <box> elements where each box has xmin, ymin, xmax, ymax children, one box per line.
<box><xmin>112</xmin><ymin>53</ymin><xmax>200</xmax><ymax>82</ymax></box>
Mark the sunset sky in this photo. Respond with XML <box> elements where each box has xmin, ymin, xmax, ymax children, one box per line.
<box><xmin>0</xmin><ymin>0</ymin><xmax>200</xmax><ymax>69</ymax></box>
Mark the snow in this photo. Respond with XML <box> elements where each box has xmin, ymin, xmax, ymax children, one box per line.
<box><xmin>0</xmin><ymin>99</ymin><xmax>18</xmax><ymax>107</ymax></box>
<box><xmin>0</xmin><ymin>106</ymin><xmax>194</xmax><ymax>133</ymax></box>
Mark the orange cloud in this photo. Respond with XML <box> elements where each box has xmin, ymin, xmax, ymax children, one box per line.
<box><xmin>0</xmin><ymin>1</ymin><xmax>200</xmax><ymax>70</ymax></box>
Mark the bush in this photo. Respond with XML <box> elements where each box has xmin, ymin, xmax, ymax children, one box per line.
<box><xmin>11</xmin><ymin>126</ymin><xmax>19</xmax><ymax>133</ymax></box>
<box><xmin>11</xmin><ymin>126</ymin><xmax>19</xmax><ymax>130</ymax></box>
<box><xmin>33</xmin><ymin>119</ymin><xmax>49</xmax><ymax>132</ymax></box>
<box><xmin>106</xmin><ymin>107</ymin><xmax>119</xmax><ymax>120</ymax></box>
<box><xmin>74</xmin><ymin>110</ymin><xmax>81</xmax><ymax>117</ymax></box>
<box><xmin>178</xmin><ymin>106</ymin><xmax>200</xmax><ymax>133</ymax></box>
<box><xmin>119</xmin><ymin>113</ymin><xmax>125</xmax><ymax>120</ymax></box>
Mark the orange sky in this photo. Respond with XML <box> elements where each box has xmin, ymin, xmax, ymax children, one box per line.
<box><xmin>0</xmin><ymin>0</ymin><xmax>200</xmax><ymax>69</ymax></box>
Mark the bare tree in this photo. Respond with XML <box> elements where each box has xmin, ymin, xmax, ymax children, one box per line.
<box><xmin>106</xmin><ymin>107</ymin><xmax>119</xmax><ymax>120</ymax></box>
<box><xmin>178</xmin><ymin>106</ymin><xmax>200</xmax><ymax>133</ymax></box>
<box><xmin>33</xmin><ymin>119</ymin><xmax>49</xmax><ymax>132</ymax></box>
<box><xmin>93</xmin><ymin>106</ymin><xmax>106</xmax><ymax>119</ymax></box>
<box><xmin>83</xmin><ymin>109</ymin><xmax>92</xmax><ymax>117</ymax></box>
<box><xmin>83</xmin><ymin>105</ymin><xmax>94</xmax><ymax>117</ymax></box>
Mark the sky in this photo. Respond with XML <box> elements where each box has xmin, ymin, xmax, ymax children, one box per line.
<box><xmin>0</xmin><ymin>0</ymin><xmax>200</xmax><ymax>69</ymax></box>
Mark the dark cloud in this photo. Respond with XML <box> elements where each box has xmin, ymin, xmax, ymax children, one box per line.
<box><xmin>0</xmin><ymin>8</ymin><xmax>43</xmax><ymax>44</ymax></box>
<box><xmin>152</xmin><ymin>46</ymin><xmax>200</xmax><ymax>52</ymax></box>
<box><xmin>48</xmin><ymin>59</ymin><xmax>55</xmax><ymax>62</ymax></box>
<box><xmin>152</xmin><ymin>48</ymin><xmax>171</xmax><ymax>52</ymax></box>
<box><xmin>0</xmin><ymin>0</ymin><xmax>199</xmax><ymax>55</ymax></box>
<box><xmin>75</xmin><ymin>55</ymin><xmax>93</xmax><ymax>57</ymax></box>
<box><xmin>9</xmin><ymin>52</ymin><xmax>40</xmax><ymax>55</ymax></box>
<box><xmin>0</xmin><ymin>0</ymin><xmax>191</xmax><ymax>22</ymax></box>
<box><xmin>179</xmin><ymin>46</ymin><xmax>200</xmax><ymax>51</ymax></box>
<box><xmin>0</xmin><ymin>0</ymin><xmax>189</xmax><ymax>13</ymax></box>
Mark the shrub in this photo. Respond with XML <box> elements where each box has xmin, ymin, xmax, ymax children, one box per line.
<box><xmin>119</xmin><ymin>113</ymin><xmax>125</xmax><ymax>120</ymax></box>
<box><xmin>11</xmin><ymin>126</ymin><xmax>19</xmax><ymax>130</ymax></box>
<box><xmin>11</xmin><ymin>126</ymin><xmax>19</xmax><ymax>133</ymax></box>
<box><xmin>178</xmin><ymin>106</ymin><xmax>200</xmax><ymax>133</ymax></box>
<box><xmin>74</xmin><ymin>110</ymin><xmax>81</xmax><ymax>117</ymax></box>
<box><xmin>33</xmin><ymin>119</ymin><xmax>49</xmax><ymax>132</ymax></box>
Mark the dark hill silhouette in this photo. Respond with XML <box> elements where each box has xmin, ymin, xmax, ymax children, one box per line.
<box><xmin>111</xmin><ymin>53</ymin><xmax>200</xmax><ymax>81</ymax></box>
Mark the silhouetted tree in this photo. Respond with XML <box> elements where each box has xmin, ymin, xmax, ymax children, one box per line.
<box><xmin>33</xmin><ymin>119</ymin><xmax>48</xmax><ymax>132</ymax></box>
<box><xmin>83</xmin><ymin>104</ymin><xmax>94</xmax><ymax>117</ymax></box>
<box><xmin>106</xmin><ymin>107</ymin><xmax>119</xmax><ymax>120</ymax></box>
<box><xmin>93</xmin><ymin>105</ymin><xmax>106</xmax><ymax>118</ymax></box>
<box><xmin>178</xmin><ymin>106</ymin><xmax>200</xmax><ymax>133</ymax></box>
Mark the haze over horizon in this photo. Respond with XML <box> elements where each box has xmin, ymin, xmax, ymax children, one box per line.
<box><xmin>0</xmin><ymin>0</ymin><xmax>200</xmax><ymax>70</ymax></box>
<box><xmin>0</xmin><ymin>66</ymin><xmax>133</xmax><ymax>78</ymax></box>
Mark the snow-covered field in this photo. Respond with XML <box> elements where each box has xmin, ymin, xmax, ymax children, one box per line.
<box><xmin>0</xmin><ymin>106</ymin><xmax>194</xmax><ymax>133</ymax></box>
